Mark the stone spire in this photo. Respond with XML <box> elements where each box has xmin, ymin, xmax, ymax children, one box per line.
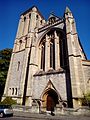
<box><xmin>65</xmin><ymin>6</ymin><xmax>72</xmax><ymax>14</ymax></box>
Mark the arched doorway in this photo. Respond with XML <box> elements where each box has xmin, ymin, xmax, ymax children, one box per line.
<box><xmin>42</xmin><ymin>89</ymin><xmax>59</xmax><ymax>111</ymax></box>
<box><xmin>47</xmin><ymin>95</ymin><xmax>55</xmax><ymax>111</ymax></box>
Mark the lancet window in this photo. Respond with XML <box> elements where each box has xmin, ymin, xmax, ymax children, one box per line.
<box><xmin>23</xmin><ymin>17</ymin><xmax>26</xmax><ymax>34</ymax></box>
<box><xmin>40</xmin><ymin>29</ymin><xmax>65</xmax><ymax>71</ymax></box>
<box><xmin>58</xmin><ymin>33</ymin><xmax>64</xmax><ymax>68</ymax></box>
<box><xmin>17</xmin><ymin>61</ymin><xmax>20</xmax><ymax>71</ymax></box>
<box><xmin>19</xmin><ymin>40</ymin><xmax>22</xmax><ymax>50</ymax></box>
<box><xmin>28</xmin><ymin>13</ymin><xmax>31</xmax><ymax>32</ymax></box>
<box><xmin>15</xmin><ymin>88</ymin><xmax>17</xmax><ymax>95</ymax></box>
<box><xmin>50</xmin><ymin>34</ymin><xmax>55</xmax><ymax>69</ymax></box>
<box><xmin>41</xmin><ymin>39</ymin><xmax>45</xmax><ymax>70</ymax></box>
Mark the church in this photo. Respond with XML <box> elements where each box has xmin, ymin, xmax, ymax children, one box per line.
<box><xmin>3</xmin><ymin>6</ymin><xmax>90</xmax><ymax>112</ymax></box>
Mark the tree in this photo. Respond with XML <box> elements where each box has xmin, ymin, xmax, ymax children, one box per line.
<box><xmin>0</xmin><ymin>48</ymin><xmax>12</xmax><ymax>101</ymax></box>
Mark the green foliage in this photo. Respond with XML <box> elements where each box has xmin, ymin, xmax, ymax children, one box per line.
<box><xmin>85</xmin><ymin>92</ymin><xmax>90</xmax><ymax>102</ymax></box>
<box><xmin>0</xmin><ymin>48</ymin><xmax>12</xmax><ymax>101</ymax></box>
<box><xmin>0</xmin><ymin>97</ymin><xmax>17</xmax><ymax>105</ymax></box>
<box><xmin>82</xmin><ymin>92</ymin><xmax>90</xmax><ymax>107</ymax></box>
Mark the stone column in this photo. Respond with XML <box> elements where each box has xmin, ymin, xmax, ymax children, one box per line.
<box><xmin>16</xmin><ymin>15</ymin><xmax>24</xmax><ymax>38</ymax></box>
<box><xmin>45</xmin><ymin>34</ymin><xmax>50</xmax><ymax>71</ymax></box>
<box><xmin>36</xmin><ymin>16</ymin><xmax>40</xmax><ymax>28</ymax></box>
<box><xmin>23</xmin><ymin>15</ymin><xmax>30</xmax><ymax>36</ymax></box>
<box><xmin>29</xmin><ymin>8</ymin><xmax>37</xmax><ymax>32</ymax></box>
<box><xmin>54</xmin><ymin>31</ymin><xmax>60</xmax><ymax>70</ymax></box>
<box><xmin>16</xmin><ymin>17</ymin><xmax>22</xmax><ymax>38</ymax></box>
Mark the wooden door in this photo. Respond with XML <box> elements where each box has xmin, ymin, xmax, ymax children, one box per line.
<box><xmin>47</xmin><ymin>95</ymin><xmax>55</xmax><ymax>111</ymax></box>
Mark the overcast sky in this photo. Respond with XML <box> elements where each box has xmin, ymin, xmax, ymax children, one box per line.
<box><xmin>0</xmin><ymin>0</ymin><xmax>90</xmax><ymax>59</ymax></box>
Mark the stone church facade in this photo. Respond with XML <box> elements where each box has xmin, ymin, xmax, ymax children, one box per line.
<box><xmin>3</xmin><ymin>6</ymin><xmax>90</xmax><ymax>111</ymax></box>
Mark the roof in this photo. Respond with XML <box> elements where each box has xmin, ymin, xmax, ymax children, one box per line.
<box><xmin>21</xmin><ymin>6</ymin><xmax>45</xmax><ymax>20</ymax></box>
<box><xmin>48</xmin><ymin>12</ymin><xmax>62</xmax><ymax>21</ymax></box>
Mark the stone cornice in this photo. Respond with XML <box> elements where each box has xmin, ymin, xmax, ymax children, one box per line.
<box><xmin>68</xmin><ymin>54</ymin><xmax>81</xmax><ymax>58</ymax></box>
<box><xmin>12</xmin><ymin>49</ymin><xmax>25</xmax><ymax>53</ymax></box>
<box><xmin>82</xmin><ymin>60</ymin><xmax>90</xmax><ymax>62</ymax></box>
<box><xmin>82</xmin><ymin>59</ymin><xmax>90</xmax><ymax>66</ymax></box>
<box><xmin>33</xmin><ymin>68</ymin><xmax>65</xmax><ymax>76</ymax></box>
<box><xmin>38</xmin><ymin>19</ymin><xmax>64</xmax><ymax>33</ymax></box>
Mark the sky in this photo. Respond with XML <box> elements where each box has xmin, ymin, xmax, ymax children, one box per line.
<box><xmin>0</xmin><ymin>0</ymin><xmax>90</xmax><ymax>59</ymax></box>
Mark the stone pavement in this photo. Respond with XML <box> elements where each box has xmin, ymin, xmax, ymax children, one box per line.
<box><xmin>14</xmin><ymin>111</ymin><xmax>90</xmax><ymax>120</ymax></box>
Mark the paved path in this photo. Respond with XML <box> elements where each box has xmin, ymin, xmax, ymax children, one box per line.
<box><xmin>12</xmin><ymin>111</ymin><xmax>90</xmax><ymax>120</ymax></box>
<box><xmin>0</xmin><ymin>115</ymin><xmax>90</xmax><ymax>120</ymax></box>
<box><xmin>1</xmin><ymin>116</ymin><xmax>61</xmax><ymax>120</ymax></box>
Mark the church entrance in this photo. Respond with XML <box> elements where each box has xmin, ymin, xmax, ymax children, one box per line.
<box><xmin>42</xmin><ymin>89</ymin><xmax>59</xmax><ymax>111</ymax></box>
<box><xmin>47</xmin><ymin>95</ymin><xmax>55</xmax><ymax>111</ymax></box>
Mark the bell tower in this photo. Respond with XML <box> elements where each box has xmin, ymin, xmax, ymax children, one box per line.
<box><xmin>65</xmin><ymin>7</ymin><xmax>86</xmax><ymax>107</ymax></box>
<box><xmin>3</xmin><ymin>6</ymin><xmax>46</xmax><ymax>105</ymax></box>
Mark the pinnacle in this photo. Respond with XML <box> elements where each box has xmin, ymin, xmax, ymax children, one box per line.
<box><xmin>65</xmin><ymin>6</ymin><xmax>71</xmax><ymax>13</ymax></box>
<box><xmin>48</xmin><ymin>12</ymin><xmax>55</xmax><ymax>19</ymax></box>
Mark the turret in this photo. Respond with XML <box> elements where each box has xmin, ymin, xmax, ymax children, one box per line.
<box><xmin>65</xmin><ymin>7</ymin><xmax>86</xmax><ymax>59</ymax></box>
<box><xmin>64</xmin><ymin>7</ymin><xmax>85</xmax><ymax>108</ymax></box>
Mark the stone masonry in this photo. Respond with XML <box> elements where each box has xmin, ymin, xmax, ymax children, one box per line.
<box><xmin>3</xmin><ymin>6</ymin><xmax>90</xmax><ymax>113</ymax></box>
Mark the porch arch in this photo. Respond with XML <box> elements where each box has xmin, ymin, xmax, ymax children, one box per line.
<box><xmin>41</xmin><ymin>88</ymin><xmax>59</xmax><ymax>111</ymax></box>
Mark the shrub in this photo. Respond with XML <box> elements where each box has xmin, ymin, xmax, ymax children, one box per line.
<box><xmin>0</xmin><ymin>97</ymin><xmax>17</xmax><ymax>105</ymax></box>
<box><xmin>82</xmin><ymin>92</ymin><xmax>90</xmax><ymax>107</ymax></box>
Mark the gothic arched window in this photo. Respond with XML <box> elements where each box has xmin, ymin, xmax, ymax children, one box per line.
<box><xmin>40</xmin><ymin>30</ymin><xmax>65</xmax><ymax>71</ymax></box>
<box><xmin>19</xmin><ymin>40</ymin><xmax>22</xmax><ymax>50</ymax></box>
<box><xmin>58</xmin><ymin>33</ymin><xmax>66</xmax><ymax>69</ymax></box>
<box><xmin>41</xmin><ymin>40</ymin><xmax>45</xmax><ymax>70</ymax></box>
<box><xmin>25</xmin><ymin>37</ymin><xmax>27</xmax><ymax>48</ymax></box>
<box><xmin>15</xmin><ymin>88</ymin><xmax>17</xmax><ymax>95</ymax></box>
<box><xmin>59</xmin><ymin>34</ymin><xmax>64</xmax><ymax>68</ymax></box>
<box><xmin>17</xmin><ymin>61</ymin><xmax>20</xmax><ymax>71</ymax></box>
<box><xmin>50</xmin><ymin>35</ymin><xmax>55</xmax><ymax>69</ymax></box>
<box><xmin>28</xmin><ymin>13</ymin><xmax>31</xmax><ymax>32</ymax></box>
<box><xmin>23</xmin><ymin>16</ymin><xmax>26</xmax><ymax>34</ymax></box>
<box><xmin>12</xmin><ymin>88</ymin><xmax>14</xmax><ymax>95</ymax></box>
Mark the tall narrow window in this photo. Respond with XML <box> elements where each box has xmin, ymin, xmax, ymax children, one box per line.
<box><xmin>9</xmin><ymin>88</ymin><xmax>11</xmax><ymax>95</ymax></box>
<box><xmin>17</xmin><ymin>61</ymin><xmax>20</xmax><ymax>71</ymax></box>
<box><xmin>12</xmin><ymin>88</ymin><xmax>14</xmax><ymax>95</ymax></box>
<box><xmin>36</xmin><ymin>14</ymin><xmax>39</xmax><ymax>28</ymax></box>
<box><xmin>36</xmin><ymin>15</ymin><xmax>38</xmax><ymax>20</ymax></box>
<box><xmin>25</xmin><ymin>37</ymin><xmax>27</xmax><ymax>48</ymax></box>
<box><xmin>28</xmin><ymin>13</ymin><xmax>31</xmax><ymax>32</ymax></box>
<box><xmin>15</xmin><ymin>88</ymin><xmax>17</xmax><ymax>95</ymax></box>
<box><xmin>23</xmin><ymin>17</ymin><xmax>26</xmax><ymax>34</ymax></box>
<box><xmin>59</xmin><ymin>33</ymin><xmax>65</xmax><ymax>68</ymax></box>
<box><xmin>41</xmin><ymin>41</ymin><xmax>45</xmax><ymax>70</ymax></box>
<box><xmin>19</xmin><ymin>40</ymin><xmax>22</xmax><ymax>50</ymax></box>
<box><xmin>40</xmin><ymin>20</ymin><xmax>42</xmax><ymax>25</ymax></box>
<box><xmin>50</xmin><ymin>38</ymin><xmax>55</xmax><ymax>69</ymax></box>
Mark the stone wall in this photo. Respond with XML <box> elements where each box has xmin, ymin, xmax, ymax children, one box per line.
<box><xmin>82</xmin><ymin>60</ymin><xmax>90</xmax><ymax>93</ymax></box>
<box><xmin>33</xmin><ymin>72</ymin><xmax>67</xmax><ymax>101</ymax></box>
<box><xmin>4</xmin><ymin>50</ymin><xmax>25</xmax><ymax>97</ymax></box>
<box><xmin>13</xmin><ymin>105</ymin><xmax>90</xmax><ymax>115</ymax></box>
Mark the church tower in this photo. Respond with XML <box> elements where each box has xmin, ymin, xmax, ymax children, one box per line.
<box><xmin>3</xmin><ymin>6</ymin><xmax>90</xmax><ymax>112</ymax></box>
<box><xmin>3</xmin><ymin>6</ymin><xmax>46</xmax><ymax>106</ymax></box>
<box><xmin>64</xmin><ymin>7</ymin><xmax>87</xmax><ymax>107</ymax></box>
